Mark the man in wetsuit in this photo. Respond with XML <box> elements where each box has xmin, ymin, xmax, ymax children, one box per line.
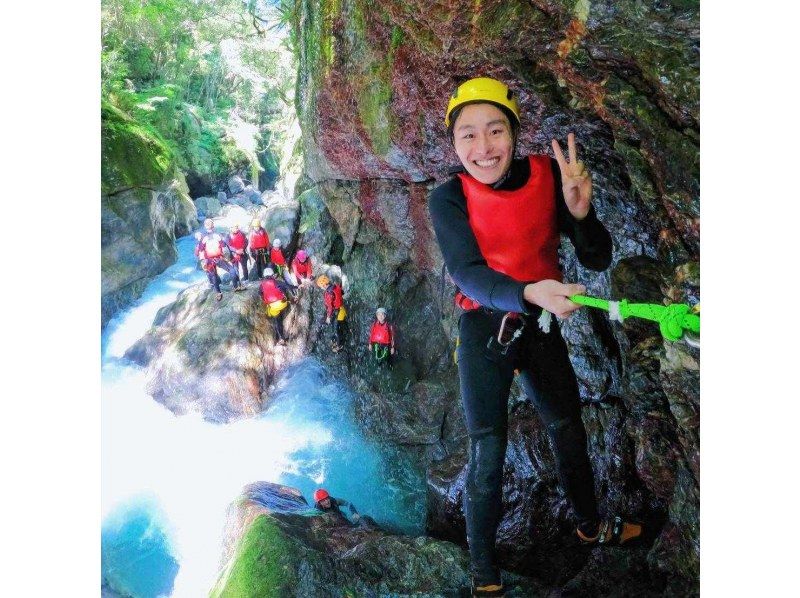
<box><xmin>429</xmin><ymin>77</ymin><xmax>642</xmax><ymax>597</ymax></box>
<box><xmin>197</xmin><ymin>219</ymin><xmax>244</xmax><ymax>301</ymax></box>
<box><xmin>313</xmin><ymin>488</ymin><xmax>373</xmax><ymax>527</ymax></box>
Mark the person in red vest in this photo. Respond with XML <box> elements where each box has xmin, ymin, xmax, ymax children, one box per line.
<box><xmin>368</xmin><ymin>307</ymin><xmax>395</xmax><ymax>365</ymax></box>
<box><xmin>270</xmin><ymin>238</ymin><xmax>288</xmax><ymax>277</ymax></box>
<box><xmin>197</xmin><ymin>219</ymin><xmax>243</xmax><ymax>301</ymax></box>
<box><xmin>316</xmin><ymin>274</ymin><xmax>345</xmax><ymax>351</ymax></box>
<box><xmin>313</xmin><ymin>488</ymin><xmax>365</xmax><ymax>526</ymax></box>
<box><xmin>248</xmin><ymin>218</ymin><xmax>270</xmax><ymax>279</ymax></box>
<box><xmin>429</xmin><ymin>77</ymin><xmax>639</xmax><ymax>596</ymax></box>
<box><xmin>227</xmin><ymin>223</ymin><xmax>249</xmax><ymax>282</ymax></box>
<box><xmin>257</xmin><ymin>267</ymin><xmax>295</xmax><ymax>345</ymax></box>
<box><xmin>291</xmin><ymin>249</ymin><xmax>313</xmax><ymax>285</ymax></box>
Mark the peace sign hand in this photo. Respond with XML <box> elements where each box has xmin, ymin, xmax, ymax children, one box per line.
<box><xmin>551</xmin><ymin>132</ymin><xmax>592</xmax><ymax>221</ymax></box>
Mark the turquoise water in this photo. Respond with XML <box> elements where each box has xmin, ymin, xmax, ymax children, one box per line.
<box><xmin>101</xmin><ymin>227</ymin><xmax>425</xmax><ymax>597</ymax></box>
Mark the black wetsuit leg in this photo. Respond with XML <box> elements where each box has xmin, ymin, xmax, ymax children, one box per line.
<box><xmin>251</xmin><ymin>250</ymin><xmax>264</xmax><ymax>278</ymax></box>
<box><xmin>516</xmin><ymin>320</ymin><xmax>599</xmax><ymax>528</ymax></box>
<box><xmin>332</xmin><ymin>310</ymin><xmax>342</xmax><ymax>345</ymax></box>
<box><xmin>457</xmin><ymin>310</ymin><xmax>516</xmax><ymax>583</ymax></box>
<box><xmin>206</xmin><ymin>266</ymin><xmax>221</xmax><ymax>293</ymax></box>
<box><xmin>273</xmin><ymin>308</ymin><xmax>287</xmax><ymax>341</ymax></box>
<box><xmin>237</xmin><ymin>253</ymin><xmax>249</xmax><ymax>281</ymax></box>
<box><xmin>218</xmin><ymin>259</ymin><xmax>241</xmax><ymax>287</ymax></box>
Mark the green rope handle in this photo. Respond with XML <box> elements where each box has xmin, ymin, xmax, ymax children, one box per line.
<box><xmin>569</xmin><ymin>295</ymin><xmax>700</xmax><ymax>343</ymax></box>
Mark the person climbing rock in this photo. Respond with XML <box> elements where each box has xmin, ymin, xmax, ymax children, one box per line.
<box><xmin>291</xmin><ymin>249</ymin><xmax>314</xmax><ymax>285</ymax></box>
<box><xmin>257</xmin><ymin>267</ymin><xmax>295</xmax><ymax>345</ymax></box>
<box><xmin>368</xmin><ymin>307</ymin><xmax>395</xmax><ymax>365</ymax></box>
<box><xmin>313</xmin><ymin>488</ymin><xmax>368</xmax><ymax>527</ymax></box>
<box><xmin>197</xmin><ymin>218</ymin><xmax>244</xmax><ymax>301</ymax></box>
<box><xmin>428</xmin><ymin>77</ymin><xmax>641</xmax><ymax>596</ymax></box>
<box><xmin>248</xmin><ymin>218</ymin><xmax>270</xmax><ymax>279</ymax></box>
<box><xmin>317</xmin><ymin>275</ymin><xmax>346</xmax><ymax>351</ymax></box>
<box><xmin>270</xmin><ymin>238</ymin><xmax>288</xmax><ymax>277</ymax></box>
<box><xmin>228</xmin><ymin>223</ymin><xmax>249</xmax><ymax>283</ymax></box>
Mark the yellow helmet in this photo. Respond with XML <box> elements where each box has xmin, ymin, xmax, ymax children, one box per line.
<box><xmin>445</xmin><ymin>77</ymin><xmax>520</xmax><ymax>128</ymax></box>
<box><xmin>251</xmin><ymin>219</ymin><xmax>261</xmax><ymax>228</ymax></box>
<box><xmin>316</xmin><ymin>275</ymin><xmax>330</xmax><ymax>289</ymax></box>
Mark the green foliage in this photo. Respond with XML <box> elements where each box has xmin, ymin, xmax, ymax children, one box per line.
<box><xmin>101</xmin><ymin>99</ymin><xmax>172</xmax><ymax>194</ymax></box>
<box><xmin>102</xmin><ymin>0</ymin><xmax>298</xmax><ymax>189</ymax></box>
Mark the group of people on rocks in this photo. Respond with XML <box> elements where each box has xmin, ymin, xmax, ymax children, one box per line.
<box><xmin>194</xmin><ymin>218</ymin><xmax>397</xmax><ymax>362</ymax></box>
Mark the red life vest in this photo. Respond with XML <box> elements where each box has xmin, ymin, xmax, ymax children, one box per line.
<box><xmin>270</xmin><ymin>247</ymin><xmax>286</xmax><ymax>265</ymax></box>
<box><xmin>324</xmin><ymin>284</ymin><xmax>343</xmax><ymax>309</ymax></box>
<box><xmin>292</xmin><ymin>257</ymin><xmax>312</xmax><ymax>279</ymax></box>
<box><xmin>250</xmin><ymin>228</ymin><xmax>269</xmax><ymax>250</ymax></box>
<box><xmin>229</xmin><ymin>230</ymin><xmax>247</xmax><ymax>251</ymax></box>
<box><xmin>260</xmin><ymin>279</ymin><xmax>286</xmax><ymax>303</ymax></box>
<box><xmin>369</xmin><ymin>321</ymin><xmax>393</xmax><ymax>345</ymax></box>
<box><xmin>203</xmin><ymin>234</ymin><xmax>224</xmax><ymax>259</ymax></box>
<box><xmin>458</xmin><ymin>154</ymin><xmax>562</xmax><ymax>283</ymax></box>
<box><xmin>455</xmin><ymin>290</ymin><xmax>481</xmax><ymax>311</ymax></box>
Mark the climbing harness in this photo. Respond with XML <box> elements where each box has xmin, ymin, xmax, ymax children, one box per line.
<box><xmin>373</xmin><ymin>344</ymin><xmax>390</xmax><ymax>363</ymax></box>
<box><xmin>568</xmin><ymin>295</ymin><xmax>700</xmax><ymax>348</ymax></box>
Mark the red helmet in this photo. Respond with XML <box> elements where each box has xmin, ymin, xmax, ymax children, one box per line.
<box><xmin>314</xmin><ymin>488</ymin><xmax>330</xmax><ymax>502</ymax></box>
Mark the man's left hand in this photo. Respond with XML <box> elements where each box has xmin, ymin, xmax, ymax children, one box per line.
<box><xmin>551</xmin><ymin>132</ymin><xmax>592</xmax><ymax>221</ymax></box>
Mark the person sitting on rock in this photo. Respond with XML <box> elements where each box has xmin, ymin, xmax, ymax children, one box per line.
<box><xmin>368</xmin><ymin>307</ymin><xmax>395</xmax><ymax>365</ymax></box>
<box><xmin>270</xmin><ymin>238</ymin><xmax>288</xmax><ymax>277</ymax></box>
<box><xmin>291</xmin><ymin>249</ymin><xmax>313</xmax><ymax>285</ymax></box>
<box><xmin>228</xmin><ymin>223</ymin><xmax>249</xmax><ymax>283</ymax></box>
<box><xmin>248</xmin><ymin>219</ymin><xmax>270</xmax><ymax>279</ymax></box>
<box><xmin>257</xmin><ymin>267</ymin><xmax>296</xmax><ymax>346</ymax></box>
<box><xmin>317</xmin><ymin>274</ymin><xmax>346</xmax><ymax>351</ymax></box>
<box><xmin>313</xmin><ymin>488</ymin><xmax>363</xmax><ymax>526</ymax></box>
<box><xmin>429</xmin><ymin>77</ymin><xmax>641</xmax><ymax>596</ymax></box>
<box><xmin>197</xmin><ymin>218</ymin><xmax>244</xmax><ymax>301</ymax></box>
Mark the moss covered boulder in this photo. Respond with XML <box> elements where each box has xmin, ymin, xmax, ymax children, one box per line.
<box><xmin>211</xmin><ymin>481</ymin><xmax>546</xmax><ymax>597</ymax></box>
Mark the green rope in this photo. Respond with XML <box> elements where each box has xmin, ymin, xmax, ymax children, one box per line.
<box><xmin>373</xmin><ymin>344</ymin><xmax>389</xmax><ymax>362</ymax></box>
<box><xmin>569</xmin><ymin>295</ymin><xmax>700</xmax><ymax>343</ymax></box>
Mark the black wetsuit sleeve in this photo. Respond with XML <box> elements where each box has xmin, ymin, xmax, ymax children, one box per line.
<box><xmin>335</xmin><ymin>499</ymin><xmax>358</xmax><ymax>514</ymax></box>
<box><xmin>550</xmin><ymin>159</ymin><xmax>613</xmax><ymax>271</ymax></box>
<box><xmin>429</xmin><ymin>178</ymin><xmax>531</xmax><ymax>313</ymax></box>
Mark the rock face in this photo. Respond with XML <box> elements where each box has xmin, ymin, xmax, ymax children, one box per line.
<box><xmin>288</xmin><ymin>1</ymin><xmax>700</xmax><ymax>595</ymax></box>
<box><xmin>211</xmin><ymin>481</ymin><xmax>546</xmax><ymax>597</ymax></box>
<box><xmin>101</xmin><ymin>101</ymin><xmax>198</xmax><ymax>327</ymax></box>
<box><xmin>195</xmin><ymin>195</ymin><xmax>223</xmax><ymax>219</ymax></box>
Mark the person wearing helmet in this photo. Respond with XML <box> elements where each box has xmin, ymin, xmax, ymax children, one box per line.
<box><xmin>316</xmin><ymin>274</ymin><xmax>346</xmax><ymax>351</ymax></box>
<box><xmin>228</xmin><ymin>223</ymin><xmax>250</xmax><ymax>282</ymax></box>
<box><xmin>313</xmin><ymin>488</ymin><xmax>362</xmax><ymax>526</ymax></box>
<box><xmin>291</xmin><ymin>249</ymin><xmax>313</xmax><ymax>285</ymax></box>
<box><xmin>368</xmin><ymin>307</ymin><xmax>395</xmax><ymax>365</ymax></box>
<box><xmin>257</xmin><ymin>267</ymin><xmax>296</xmax><ymax>345</ymax></box>
<box><xmin>429</xmin><ymin>77</ymin><xmax>638</xmax><ymax>595</ymax></box>
<box><xmin>197</xmin><ymin>219</ymin><xmax>244</xmax><ymax>300</ymax></box>
<box><xmin>248</xmin><ymin>219</ymin><xmax>270</xmax><ymax>279</ymax></box>
<box><xmin>270</xmin><ymin>238</ymin><xmax>288</xmax><ymax>277</ymax></box>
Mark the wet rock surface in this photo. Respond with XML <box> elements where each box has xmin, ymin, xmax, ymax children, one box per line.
<box><xmin>289</xmin><ymin>1</ymin><xmax>700</xmax><ymax>594</ymax></box>
<box><xmin>124</xmin><ymin>284</ymin><xmax>312</xmax><ymax>423</ymax></box>
<box><xmin>211</xmin><ymin>481</ymin><xmax>547</xmax><ymax>597</ymax></box>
